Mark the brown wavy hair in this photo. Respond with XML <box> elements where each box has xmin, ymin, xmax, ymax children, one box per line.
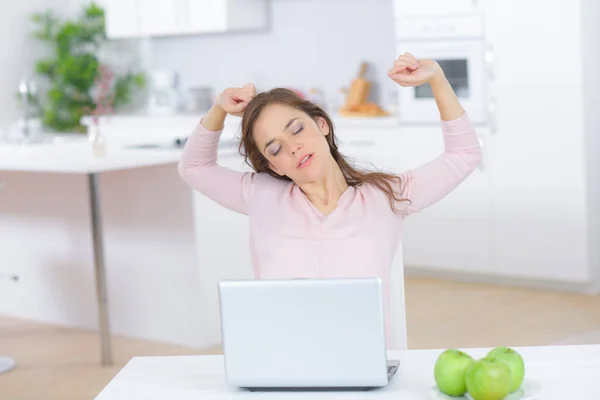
<box><xmin>238</xmin><ymin>88</ymin><xmax>410</xmax><ymax>213</ymax></box>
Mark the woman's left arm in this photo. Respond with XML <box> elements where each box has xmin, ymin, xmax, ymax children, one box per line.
<box><xmin>388</xmin><ymin>53</ymin><xmax>483</xmax><ymax>215</ymax></box>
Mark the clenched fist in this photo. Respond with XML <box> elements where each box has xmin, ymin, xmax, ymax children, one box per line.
<box><xmin>217</xmin><ymin>83</ymin><xmax>257</xmax><ymax>117</ymax></box>
<box><xmin>388</xmin><ymin>52</ymin><xmax>443</xmax><ymax>87</ymax></box>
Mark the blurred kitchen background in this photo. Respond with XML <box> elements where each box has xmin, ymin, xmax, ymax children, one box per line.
<box><xmin>1</xmin><ymin>0</ymin><xmax>600</xmax><ymax>398</ymax></box>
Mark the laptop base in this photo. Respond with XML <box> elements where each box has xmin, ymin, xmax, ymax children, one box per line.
<box><xmin>244</xmin><ymin>386</ymin><xmax>378</xmax><ymax>392</ymax></box>
<box><xmin>241</xmin><ymin>360</ymin><xmax>399</xmax><ymax>392</ymax></box>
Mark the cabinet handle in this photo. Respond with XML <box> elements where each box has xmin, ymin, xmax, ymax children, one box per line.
<box><xmin>485</xmin><ymin>42</ymin><xmax>495</xmax><ymax>82</ymax></box>
<box><xmin>485</xmin><ymin>42</ymin><xmax>497</xmax><ymax>135</ymax></box>
<box><xmin>488</xmin><ymin>95</ymin><xmax>497</xmax><ymax>135</ymax></box>
<box><xmin>477</xmin><ymin>137</ymin><xmax>485</xmax><ymax>171</ymax></box>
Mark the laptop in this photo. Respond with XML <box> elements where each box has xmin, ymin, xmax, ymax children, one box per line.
<box><xmin>218</xmin><ymin>277</ymin><xmax>399</xmax><ymax>391</ymax></box>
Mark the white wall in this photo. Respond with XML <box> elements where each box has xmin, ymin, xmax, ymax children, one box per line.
<box><xmin>0</xmin><ymin>0</ymin><xmax>74</xmax><ymax>130</ymax></box>
<box><xmin>148</xmin><ymin>0</ymin><xmax>398</xmax><ymax>108</ymax></box>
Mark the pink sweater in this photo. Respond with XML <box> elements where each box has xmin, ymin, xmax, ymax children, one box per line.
<box><xmin>178</xmin><ymin>112</ymin><xmax>482</xmax><ymax>346</ymax></box>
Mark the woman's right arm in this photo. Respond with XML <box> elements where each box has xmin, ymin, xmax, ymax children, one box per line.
<box><xmin>178</xmin><ymin>85</ymin><xmax>257</xmax><ymax>215</ymax></box>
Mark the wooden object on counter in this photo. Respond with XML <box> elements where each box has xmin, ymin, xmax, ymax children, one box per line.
<box><xmin>344</xmin><ymin>62</ymin><xmax>370</xmax><ymax>109</ymax></box>
<box><xmin>339</xmin><ymin>61</ymin><xmax>390</xmax><ymax>117</ymax></box>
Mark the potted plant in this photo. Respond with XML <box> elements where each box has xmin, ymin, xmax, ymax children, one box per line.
<box><xmin>29</xmin><ymin>2</ymin><xmax>145</xmax><ymax>134</ymax></box>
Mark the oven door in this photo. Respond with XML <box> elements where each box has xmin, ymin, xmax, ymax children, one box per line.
<box><xmin>396</xmin><ymin>38</ymin><xmax>487</xmax><ymax>124</ymax></box>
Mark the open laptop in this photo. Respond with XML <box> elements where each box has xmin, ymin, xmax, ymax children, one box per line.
<box><xmin>218</xmin><ymin>277</ymin><xmax>399</xmax><ymax>391</ymax></box>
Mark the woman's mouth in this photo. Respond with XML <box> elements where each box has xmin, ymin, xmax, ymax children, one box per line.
<box><xmin>297</xmin><ymin>154</ymin><xmax>314</xmax><ymax>168</ymax></box>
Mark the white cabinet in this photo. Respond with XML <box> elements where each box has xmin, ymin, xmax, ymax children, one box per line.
<box><xmin>137</xmin><ymin>1</ymin><xmax>191</xmax><ymax>37</ymax></box>
<box><xmin>391</xmin><ymin>92</ymin><xmax>593</xmax><ymax>285</ymax></box>
<box><xmin>336</xmin><ymin>130</ymin><xmax>380</xmax><ymax>170</ymax></box>
<box><xmin>103</xmin><ymin>0</ymin><xmax>139</xmax><ymax>39</ymax></box>
<box><xmin>103</xmin><ymin>0</ymin><xmax>268</xmax><ymax>39</ymax></box>
<box><xmin>138</xmin><ymin>0</ymin><xmax>228</xmax><ymax>37</ymax></box>
<box><xmin>483</xmin><ymin>0</ymin><xmax>583</xmax><ymax>88</ymax></box>
<box><xmin>394</xmin><ymin>0</ymin><xmax>483</xmax><ymax>18</ymax></box>
<box><xmin>480</xmin><ymin>0</ymin><xmax>592</xmax><ymax>283</ymax></box>
<box><xmin>486</xmin><ymin>87</ymin><xmax>590</xmax><ymax>282</ymax></box>
<box><xmin>187</xmin><ymin>0</ymin><xmax>228</xmax><ymax>34</ymax></box>
<box><xmin>389</xmin><ymin>0</ymin><xmax>600</xmax><ymax>289</ymax></box>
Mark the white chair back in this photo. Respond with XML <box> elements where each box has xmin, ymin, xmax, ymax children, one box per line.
<box><xmin>388</xmin><ymin>244</ymin><xmax>408</xmax><ymax>350</ymax></box>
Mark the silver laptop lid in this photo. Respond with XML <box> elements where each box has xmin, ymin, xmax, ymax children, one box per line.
<box><xmin>218</xmin><ymin>277</ymin><xmax>389</xmax><ymax>388</ymax></box>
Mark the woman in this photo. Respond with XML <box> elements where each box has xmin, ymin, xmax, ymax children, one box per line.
<box><xmin>178</xmin><ymin>53</ymin><xmax>482</xmax><ymax>344</ymax></box>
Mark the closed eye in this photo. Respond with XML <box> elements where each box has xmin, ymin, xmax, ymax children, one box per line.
<box><xmin>269</xmin><ymin>124</ymin><xmax>303</xmax><ymax>156</ymax></box>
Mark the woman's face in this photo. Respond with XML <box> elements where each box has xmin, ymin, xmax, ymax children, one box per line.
<box><xmin>252</xmin><ymin>103</ymin><xmax>332</xmax><ymax>184</ymax></box>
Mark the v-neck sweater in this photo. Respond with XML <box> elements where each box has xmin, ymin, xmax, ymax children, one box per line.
<box><xmin>178</xmin><ymin>112</ymin><xmax>482</xmax><ymax>347</ymax></box>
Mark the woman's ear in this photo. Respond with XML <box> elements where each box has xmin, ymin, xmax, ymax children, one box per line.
<box><xmin>317</xmin><ymin>117</ymin><xmax>330</xmax><ymax>136</ymax></box>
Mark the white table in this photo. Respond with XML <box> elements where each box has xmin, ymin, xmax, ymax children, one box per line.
<box><xmin>0</xmin><ymin>138</ymin><xmax>195</xmax><ymax>366</ymax></box>
<box><xmin>95</xmin><ymin>344</ymin><xmax>600</xmax><ymax>399</ymax></box>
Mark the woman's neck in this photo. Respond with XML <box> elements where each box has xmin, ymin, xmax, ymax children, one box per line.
<box><xmin>299</xmin><ymin>161</ymin><xmax>349</xmax><ymax>211</ymax></box>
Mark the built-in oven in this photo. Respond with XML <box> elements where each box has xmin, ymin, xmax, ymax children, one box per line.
<box><xmin>395</xmin><ymin>15</ymin><xmax>490</xmax><ymax>125</ymax></box>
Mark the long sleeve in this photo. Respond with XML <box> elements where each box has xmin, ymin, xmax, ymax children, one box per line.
<box><xmin>399</xmin><ymin>112</ymin><xmax>483</xmax><ymax>216</ymax></box>
<box><xmin>177</xmin><ymin>119</ymin><xmax>256</xmax><ymax>215</ymax></box>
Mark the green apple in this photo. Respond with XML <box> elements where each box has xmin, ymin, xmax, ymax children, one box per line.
<box><xmin>434</xmin><ymin>349</ymin><xmax>475</xmax><ymax>396</ymax></box>
<box><xmin>487</xmin><ymin>347</ymin><xmax>525</xmax><ymax>392</ymax></box>
<box><xmin>465</xmin><ymin>356</ymin><xmax>512</xmax><ymax>400</ymax></box>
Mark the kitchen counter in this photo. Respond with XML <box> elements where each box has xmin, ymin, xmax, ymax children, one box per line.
<box><xmin>0</xmin><ymin>137</ymin><xmax>244</xmax><ymax>174</ymax></box>
<box><xmin>0</xmin><ymin>112</ymin><xmax>401</xmax><ymax>174</ymax></box>
<box><xmin>0</xmin><ymin>141</ymin><xmax>180</xmax><ymax>174</ymax></box>
<box><xmin>98</xmin><ymin>112</ymin><xmax>402</xmax><ymax>131</ymax></box>
<box><xmin>0</xmin><ymin>127</ymin><xmax>233</xmax><ymax>175</ymax></box>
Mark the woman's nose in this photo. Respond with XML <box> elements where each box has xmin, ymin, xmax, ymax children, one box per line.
<box><xmin>290</xmin><ymin>142</ymin><xmax>302</xmax><ymax>155</ymax></box>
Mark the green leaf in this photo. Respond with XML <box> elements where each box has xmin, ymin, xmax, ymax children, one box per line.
<box><xmin>133</xmin><ymin>73</ymin><xmax>147</xmax><ymax>88</ymax></box>
<box><xmin>35</xmin><ymin>59</ymin><xmax>56</xmax><ymax>77</ymax></box>
<box><xmin>29</xmin><ymin>1</ymin><xmax>145</xmax><ymax>132</ymax></box>
<box><xmin>84</xmin><ymin>2</ymin><xmax>105</xmax><ymax>19</ymax></box>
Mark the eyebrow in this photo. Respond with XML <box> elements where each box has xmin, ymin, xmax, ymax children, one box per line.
<box><xmin>284</xmin><ymin>117</ymin><xmax>298</xmax><ymax>131</ymax></box>
<box><xmin>263</xmin><ymin>118</ymin><xmax>298</xmax><ymax>151</ymax></box>
<box><xmin>263</xmin><ymin>139</ymin><xmax>275</xmax><ymax>151</ymax></box>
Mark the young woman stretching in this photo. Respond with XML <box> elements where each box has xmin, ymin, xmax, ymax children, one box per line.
<box><xmin>178</xmin><ymin>53</ymin><xmax>483</xmax><ymax>345</ymax></box>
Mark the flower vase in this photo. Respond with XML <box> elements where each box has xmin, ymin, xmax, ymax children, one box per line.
<box><xmin>87</xmin><ymin>123</ymin><xmax>107</xmax><ymax>157</ymax></box>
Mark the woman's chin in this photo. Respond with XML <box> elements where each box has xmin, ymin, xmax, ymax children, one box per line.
<box><xmin>294</xmin><ymin>168</ymin><xmax>325</xmax><ymax>184</ymax></box>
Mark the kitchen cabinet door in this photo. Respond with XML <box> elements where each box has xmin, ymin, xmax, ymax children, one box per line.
<box><xmin>484</xmin><ymin>0</ymin><xmax>583</xmax><ymax>88</ymax></box>
<box><xmin>187</xmin><ymin>0</ymin><xmax>227</xmax><ymax>33</ymax></box>
<box><xmin>104</xmin><ymin>0</ymin><xmax>267</xmax><ymax>38</ymax></box>
<box><xmin>103</xmin><ymin>0</ymin><xmax>140</xmax><ymax>39</ymax></box>
<box><xmin>138</xmin><ymin>0</ymin><xmax>224</xmax><ymax>37</ymax></box>
<box><xmin>390</xmin><ymin>125</ymin><xmax>494</xmax><ymax>275</ymax></box>
<box><xmin>336</xmin><ymin>131</ymin><xmax>380</xmax><ymax>170</ymax></box>
<box><xmin>486</xmin><ymin>87</ymin><xmax>590</xmax><ymax>283</ymax></box>
<box><xmin>138</xmin><ymin>0</ymin><xmax>185</xmax><ymax>36</ymax></box>
<box><xmin>394</xmin><ymin>0</ymin><xmax>484</xmax><ymax>18</ymax></box>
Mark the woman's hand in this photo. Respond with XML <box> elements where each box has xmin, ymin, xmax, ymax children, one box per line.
<box><xmin>201</xmin><ymin>83</ymin><xmax>256</xmax><ymax>130</ymax></box>
<box><xmin>217</xmin><ymin>83</ymin><xmax>256</xmax><ymax>117</ymax></box>
<box><xmin>389</xmin><ymin>52</ymin><xmax>464</xmax><ymax>121</ymax></box>
<box><xmin>388</xmin><ymin>52</ymin><xmax>444</xmax><ymax>87</ymax></box>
